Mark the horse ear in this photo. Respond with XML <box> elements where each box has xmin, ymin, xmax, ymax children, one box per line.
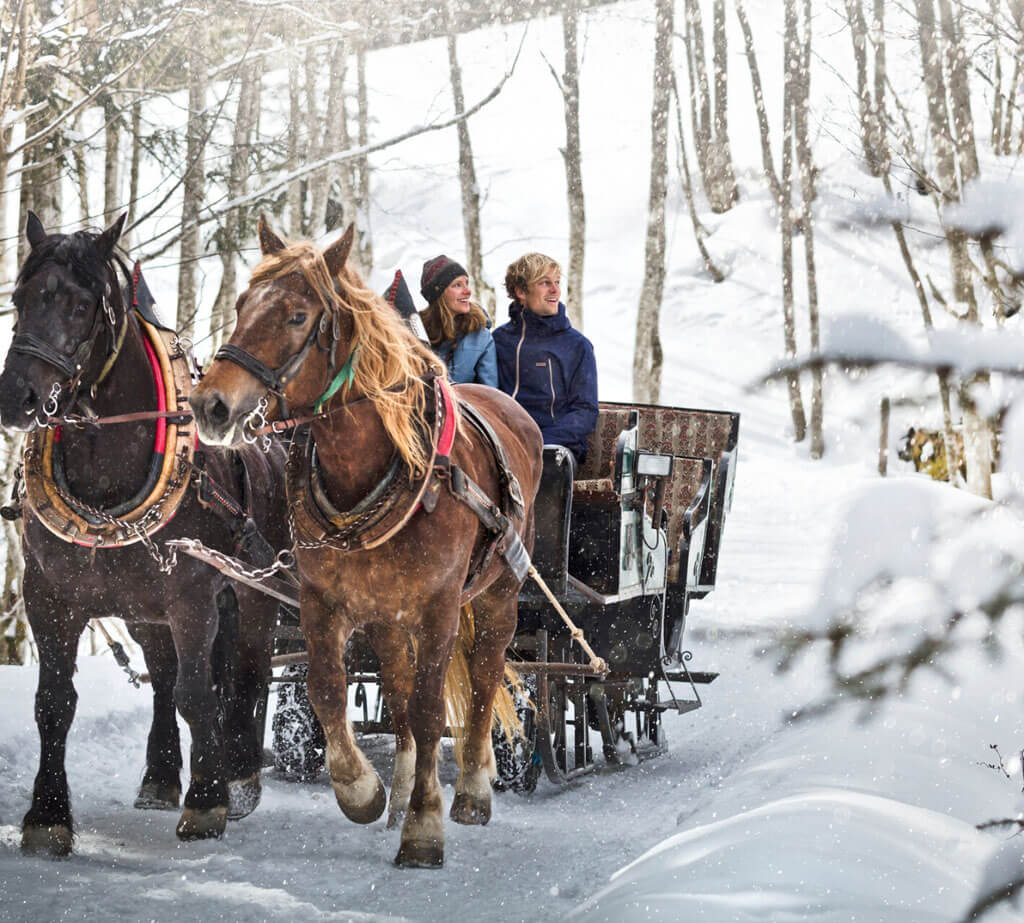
<box><xmin>323</xmin><ymin>224</ymin><xmax>355</xmax><ymax>277</ymax></box>
<box><xmin>257</xmin><ymin>213</ymin><xmax>286</xmax><ymax>255</ymax></box>
<box><xmin>96</xmin><ymin>212</ymin><xmax>127</xmax><ymax>259</ymax></box>
<box><xmin>25</xmin><ymin>211</ymin><xmax>46</xmax><ymax>250</ymax></box>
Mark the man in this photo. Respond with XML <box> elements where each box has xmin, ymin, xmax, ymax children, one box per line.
<box><xmin>493</xmin><ymin>253</ymin><xmax>598</xmax><ymax>469</ymax></box>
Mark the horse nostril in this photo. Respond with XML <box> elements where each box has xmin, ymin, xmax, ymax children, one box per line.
<box><xmin>21</xmin><ymin>384</ymin><xmax>38</xmax><ymax>414</ymax></box>
<box><xmin>209</xmin><ymin>397</ymin><xmax>230</xmax><ymax>427</ymax></box>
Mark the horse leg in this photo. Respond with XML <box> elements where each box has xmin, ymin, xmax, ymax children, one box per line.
<box><xmin>450</xmin><ymin>587</ymin><xmax>518</xmax><ymax>826</ymax></box>
<box><xmin>168</xmin><ymin>602</ymin><xmax>228</xmax><ymax>840</ymax></box>
<box><xmin>128</xmin><ymin>623</ymin><xmax>182</xmax><ymax>810</ymax></box>
<box><xmin>365</xmin><ymin>623</ymin><xmax>416</xmax><ymax>829</ymax></box>
<box><xmin>220</xmin><ymin>585</ymin><xmax>276</xmax><ymax>820</ymax></box>
<box><xmin>303</xmin><ymin>593</ymin><xmax>386</xmax><ymax>824</ymax></box>
<box><xmin>21</xmin><ymin>568</ymin><xmax>88</xmax><ymax>856</ymax></box>
<box><xmin>396</xmin><ymin>603</ymin><xmax>459</xmax><ymax>869</ymax></box>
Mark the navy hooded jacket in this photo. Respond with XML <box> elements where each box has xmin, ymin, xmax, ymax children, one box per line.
<box><xmin>493</xmin><ymin>301</ymin><xmax>598</xmax><ymax>464</ymax></box>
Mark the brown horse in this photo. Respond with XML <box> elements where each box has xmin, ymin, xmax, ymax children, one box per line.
<box><xmin>0</xmin><ymin>213</ymin><xmax>288</xmax><ymax>855</ymax></box>
<box><xmin>190</xmin><ymin>217</ymin><xmax>542</xmax><ymax>867</ymax></box>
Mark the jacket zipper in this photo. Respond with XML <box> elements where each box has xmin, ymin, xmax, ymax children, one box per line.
<box><xmin>547</xmin><ymin>359</ymin><xmax>556</xmax><ymax>419</ymax></box>
<box><xmin>511</xmin><ymin>316</ymin><xmax>527</xmax><ymax>400</ymax></box>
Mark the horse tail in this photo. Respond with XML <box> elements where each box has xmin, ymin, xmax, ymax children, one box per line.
<box><xmin>444</xmin><ymin>604</ymin><xmax>523</xmax><ymax>773</ymax></box>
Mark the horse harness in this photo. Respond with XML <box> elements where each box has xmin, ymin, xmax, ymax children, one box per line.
<box><xmin>214</xmin><ymin>275</ymin><xmax>532</xmax><ymax>590</ymax></box>
<box><xmin>8</xmin><ymin>261</ymin><xmax>277</xmax><ymax>568</ymax></box>
<box><xmin>287</xmin><ymin>375</ymin><xmax>531</xmax><ymax>595</ymax></box>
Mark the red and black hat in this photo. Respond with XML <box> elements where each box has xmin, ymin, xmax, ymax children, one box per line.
<box><xmin>420</xmin><ymin>254</ymin><xmax>467</xmax><ymax>304</ymax></box>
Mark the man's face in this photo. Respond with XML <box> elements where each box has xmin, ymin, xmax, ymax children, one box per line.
<box><xmin>517</xmin><ymin>269</ymin><xmax>561</xmax><ymax>317</ymax></box>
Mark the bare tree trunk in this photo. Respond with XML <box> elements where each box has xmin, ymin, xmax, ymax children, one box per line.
<box><xmin>0</xmin><ymin>431</ymin><xmax>27</xmax><ymax>665</ymax></box>
<box><xmin>309</xmin><ymin>40</ymin><xmax>346</xmax><ymax>237</ymax></box>
<box><xmin>781</xmin><ymin>0</ymin><xmax>807</xmax><ymax>441</ymax></box>
<box><xmin>0</xmin><ymin>0</ymin><xmax>30</xmax><ymax>283</ymax></box>
<box><xmin>797</xmin><ymin>0</ymin><xmax>823</xmax><ymax>457</ymax></box>
<box><xmin>287</xmin><ymin>39</ymin><xmax>304</xmax><ymax>239</ymax></box>
<box><xmin>844</xmin><ymin>0</ymin><xmax>887</xmax><ymax>174</ymax></box>
<box><xmin>683</xmin><ymin>0</ymin><xmax>736</xmax><ymax>212</ymax></box>
<box><xmin>735</xmin><ymin>0</ymin><xmax>782</xmax><ymax>206</ymax></box>
<box><xmin>212</xmin><ymin>47</ymin><xmax>262</xmax><ymax>348</ymax></box>
<box><xmin>355</xmin><ymin>43</ymin><xmax>374</xmax><ymax>273</ymax></box>
<box><xmin>103</xmin><ymin>93</ymin><xmax>120</xmax><ymax>224</ymax></box>
<box><xmin>562</xmin><ymin>0</ymin><xmax>586</xmax><ymax>329</ymax></box>
<box><xmin>671</xmin><ymin>74</ymin><xmax>725</xmax><ymax>281</ymax></box>
<box><xmin>938</xmin><ymin>0</ymin><xmax>978</xmax><ymax>182</ymax></box>
<box><xmin>915</xmin><ymin>0</ymin><xmax>990</xmax><ymax>496</ymax></box>
<box><xmin>1001</xmin><ymin>53</ymin><xmax>1020</xmax><ymax>155</ymax></box>
<box><xmin>446</xmin><ymin>19</ymin><xmax>496</xmax><ymax>319</ymax></box>
<box><xmin>176</xmin><ymin>17</ymin><xmax>208</xmax><ymax>340</ymax></box>
<box><xmin>73</xmin><ymin>113</ymin><xmax>90</xmax><ymax>225</ymax></box>
<box><xmin>633</xmin><ymin>0</ymin><xmax>672</xmax><ymax>404</ymax></box>
<box><xmin>991</xmin><ymin>0</ymin><xmax>1004</xmax><ymax>150</ymax></box>
<box><xmin>709</xmin><ymin>0</ymin><xmax>738</xmax><ymax>210</ymax></box>
<box><xmin>125</xmin><ymin>98</ymin><xmax>142</xmax><ymax>248</ymax></box>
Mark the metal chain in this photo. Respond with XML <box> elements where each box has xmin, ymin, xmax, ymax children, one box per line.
<box><xmin>47</xmin><ymin>465</ymin><xmax>183</xmax><ymax>574</ymax></box>
<box><xmin>169</xmin><ymin>536</ymin><xmax>297</xmax><ymax>583</ymax></box>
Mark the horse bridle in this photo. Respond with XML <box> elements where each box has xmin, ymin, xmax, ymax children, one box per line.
<box><xmin>213</xmin><ymin>284</ymin><xmax>351</xmax><ymax>423</ymax></box>
<box><xmin>9</xmin><ymin>259</ymin><xmax>129</xmax><ymax>420</ymax></box>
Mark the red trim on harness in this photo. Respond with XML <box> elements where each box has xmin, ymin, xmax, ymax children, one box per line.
<box><xmin>437</xmin><ymin>378</ymin><xmax>457</xmax><ymax>457</ymax></box>
<box><xmin>384</xmin><ymin>270</ymin><xmax>401</xmax><ymax>308</ymax></box>
<box><xmin>141</xmin><ymin>332</ymin><xmax>168</xmax><ymax>455</ymax></box>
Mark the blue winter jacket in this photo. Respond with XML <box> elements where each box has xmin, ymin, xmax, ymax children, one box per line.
<box><xmin>493</xmin><ymin>301</ymin><xmax>598</xmax><ymax>464</ymax></box>
<box><xmin>432</xmin><ymin>326</ymin><xmax>498</xmax><ymax>387</ymax></box>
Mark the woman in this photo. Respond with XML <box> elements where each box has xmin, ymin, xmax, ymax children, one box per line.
<box><xmin>419</xmin><ymin>255</ymin><xmax>497</xmax><ymax>387</ymax></box>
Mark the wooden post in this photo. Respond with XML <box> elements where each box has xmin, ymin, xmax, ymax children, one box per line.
<box><xmin>878</xmin><ymin>397</ymin><xmax>890</xmax><ymax>476</ymax></box>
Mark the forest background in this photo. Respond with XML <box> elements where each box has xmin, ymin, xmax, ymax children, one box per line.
<box><xmin>3</xmin><ymin>1</ymin><xmax>1024</xmax><ymax>916</ymax></box>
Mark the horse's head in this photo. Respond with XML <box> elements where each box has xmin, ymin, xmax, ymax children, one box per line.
<box><xmin>0</xmin><ymin>211</ymin><xmax>126</xmax><ymax>431</ymax></box>
<box><xmin>191</xmin><ymin>215</ymin><xmax>357</xmax><ymax>447</ymax></box>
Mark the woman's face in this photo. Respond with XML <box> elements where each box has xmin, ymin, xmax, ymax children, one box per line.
<box><xmin>442</xmin><ymin>275</ymin><xmax>472</xmax><ymax>315</ymax></box>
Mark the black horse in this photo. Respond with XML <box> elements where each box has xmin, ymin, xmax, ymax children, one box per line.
<box><xmin>0</xmin><ymin>212</ymin><xmax>288</xmax><ymax>856</ymax></box>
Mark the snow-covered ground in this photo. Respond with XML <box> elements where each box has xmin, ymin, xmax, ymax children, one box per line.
<box><xmin>2</xmin><ymin>0</ymin><xmax>1024</xmax><ymax>919</ymax></box>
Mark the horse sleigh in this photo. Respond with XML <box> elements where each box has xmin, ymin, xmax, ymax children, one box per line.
<box><xmin>2</xmin><ymin>213</ymin><xmax>736</xmax><ymax>869</ymax></box>
<box><xmin>255</xmin><ymin>397</ymin><xmax>737</xmax><ymax>791</ymax></box>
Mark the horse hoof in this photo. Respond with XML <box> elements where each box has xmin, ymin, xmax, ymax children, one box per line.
<box><xmin>176</xmin><ymin>806</ymin><xmax>227</xmax><ymax>840</ymax></box>
<box><xmin>394</xmin><ymin>840</ymin><xmax>444</xmax><ymax>869</ymax></box>
<box><xmin>227</xmin><ymin>774</ymin><xmax>262</xmax><ymax>821</ymax></box>
<box><xmin>134</xmin><ymin>781</ymin><xmax>181</xmax><ymax>811</ymax></box>
<box><xmin>450</xmin><ymin>791</ymin><xmax>491</xmax><ymax>826</ymax></box>
<box><xmin>21</xmin><ymin>824</ymin><xmax>73</xmax><ymax>857</ymax></box>
<box><xmin>333</xmin><ymin>774</ymin><xmax>387</xmax><ymax>825</ymax></box>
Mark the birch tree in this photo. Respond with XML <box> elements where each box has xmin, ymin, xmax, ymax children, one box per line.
<box><xmin>633</xmin><ymin>0</ymin><xmax>672</xmax><ymax>403</ymax></box>
<box><xmin>445</xmin><ymin>9</ymin><xmax>496</xmax><ymax>319</ymax></box>
<box><xmin>796</xmin><ymin>0</ymin><xmax>823</xmax><ymax>457</ymax></box>
<box><xmin>682</xmin><ymin>0</ymin><xmax>737</xmax><ymax>213</ymax></box>
<box><xmin>843</xmin><ymin>0</ymin><xmax>888</xmax><ymax>175</ymax></box>
<box><xmin>780</xmin><ymin>0</ymin><xmax>807</xmax><ymax>442</ymax></box>
<box><xmin>547</xmin><ymin>0</ymin><xmax>587</xmax><ymax>328</ymax></box>
<box><xmin>212</xmin><ymin>41</ymin><xmax>263</xmax><ymax>347</ymax></box>
<box><xmin>913</xmin><ymin>0</ymin><xmax>992</xmax><ymax>497</ymax></box>
<box><xmin>176</xmin><ymin>13</ymin><xmax>209</xmax><ymax>340</ymax></box>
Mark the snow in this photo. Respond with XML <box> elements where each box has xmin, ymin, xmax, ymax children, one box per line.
<box><xmin>3</xmin><ymin>0</ymin><xmax>1024</xmax><ymax>920</ymax></box>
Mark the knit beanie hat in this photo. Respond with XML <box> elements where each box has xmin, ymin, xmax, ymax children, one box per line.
<box><xmin>420</xmin><ymin>255</ymin><xmax>467</xmax><ymax>304</ymax></box>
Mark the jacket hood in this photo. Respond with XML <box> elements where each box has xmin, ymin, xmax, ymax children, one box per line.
<box><xmin>507</xmin><ymin>300</ymin><xmax>571</xmax><ymax>333</ymax></box>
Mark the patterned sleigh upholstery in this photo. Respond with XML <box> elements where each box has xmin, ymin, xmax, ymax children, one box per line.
<box><xmin>574</xmin><ymin>402</ymin><xmax>740</xmax><ymax>587</ymax></box>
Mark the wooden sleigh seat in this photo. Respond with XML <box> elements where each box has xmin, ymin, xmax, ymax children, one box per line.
<box><xmin>572</xmin><ymin>402</ymin><xmax>739</xmax><ymax>594</ymax></box>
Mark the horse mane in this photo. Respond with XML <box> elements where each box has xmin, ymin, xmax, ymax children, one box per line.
<box><xmin>251</xmin><ymin>242</ymin><xmax>446</xmax><ymax>479</ymax></box>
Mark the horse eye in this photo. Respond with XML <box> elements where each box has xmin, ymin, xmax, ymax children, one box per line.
<box><xmin>287</xmin><ymin>312</ymin><xmax>308</xmax><ymax>327</ymax></box>
<box><xmin>75</xmin><ymin>302</ymin><xmax>90</xmax><ymax>314</ymax></box>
